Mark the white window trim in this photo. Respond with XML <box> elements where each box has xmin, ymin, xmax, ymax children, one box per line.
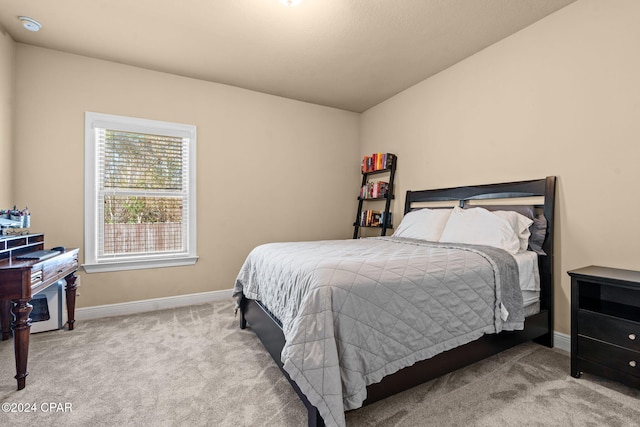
<box><xmin>83</xmin><ymin>112</ymin><xmax>198</xmax><ymax>273</ymax></box>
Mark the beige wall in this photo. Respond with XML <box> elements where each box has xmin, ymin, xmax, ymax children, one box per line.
<box><xmin>361</xmin><ymin>0</ymin><xmax>640</xmax><ymax>335</ymax></box>
<box><xmin>0</xmin><ymin>26</ymin><xmax>14</xmax><ymax>206</ymax></box>
<box><xmin>13</xmin><ymin>45</ymin><xmax>360</xmax><ymax>307</ymax></box>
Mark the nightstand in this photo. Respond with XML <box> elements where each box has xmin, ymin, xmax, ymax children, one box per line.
<box><xmin>568</xmin><ymin>266</ymin><xmax>640</xmax><ymax>388</ymax></box>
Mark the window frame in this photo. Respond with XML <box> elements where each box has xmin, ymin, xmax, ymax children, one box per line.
<box><xmin>83</xmin><ymin>112</ymin><xmax>198</xmax><ymax>273</ymax></box>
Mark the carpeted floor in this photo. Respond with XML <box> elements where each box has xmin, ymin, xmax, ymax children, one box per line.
<box><xmin>0</xmin><ymin>300</ymin><xmax>638</xmax><ymax>426</ymax></box>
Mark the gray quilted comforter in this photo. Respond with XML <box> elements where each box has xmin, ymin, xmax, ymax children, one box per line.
<box><xmin>233</xmin><ymin>237</ymin><xmax>524</xmax><ymax>427</ymax></box>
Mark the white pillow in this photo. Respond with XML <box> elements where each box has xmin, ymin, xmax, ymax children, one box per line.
<box><xmin>392</xmin><ymin>208</ymin><xmax>452</xmax><ymax>241</ymax></box>
<box><xmin>492</xmin><ymin>210</ymin><xmax>533</xmax><ymax>251</ymax></box>
<box><xmin>438</xmin><ymin>207</ymin><xmax>521</xmax><ymax>254</ymax></box>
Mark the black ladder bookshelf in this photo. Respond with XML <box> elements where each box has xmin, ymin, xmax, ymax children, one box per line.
<box><xmin>353</xmin><ymin>153</ymin><xmax>397</xmax><ymax>239</ymax></box>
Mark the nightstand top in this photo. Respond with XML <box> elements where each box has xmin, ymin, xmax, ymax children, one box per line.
<box><xmin>568</xmin><ymin>265</ymin><xmax>640</xmax><ymax>287</ymax></box>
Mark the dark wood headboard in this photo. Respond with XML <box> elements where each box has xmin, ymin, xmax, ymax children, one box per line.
<box><xmin>404</xmin><ymin>176</ymin><xmax>556</xmax><ymax>319</ymax></box>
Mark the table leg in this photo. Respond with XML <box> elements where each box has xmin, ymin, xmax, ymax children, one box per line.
<box><xmin>65</xmin><ymin>273</ymin><xmax>79</xmax><ymax>331</ymax></box>
<box><xmin>1</xmin><ymin>299</ymin><xmax>11</xmax><ymax>340</ymax></box>
<box><xmin>12</xmin><ymin>298</ymin><xmax>32</xmax><ymax>390</ymax></box>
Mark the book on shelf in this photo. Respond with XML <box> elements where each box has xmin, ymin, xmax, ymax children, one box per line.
<box><xmin>359</xmin><ymin>181</ymin><xmax>389</xmax><ymax>199</ymax></box>
<box><xmin>381</xmin><ymin>211</ymin><xmax>392</xmax><ymax>228</ymax></box>
<box><xmin>359</xmin><ymin>210</ymin><xmax>392</xmax><ymax>228</ymax></box>
<box><xmin>361</xmin><ymin>153</ymin><xmax>395</xmax><ymax>173</ymax></box>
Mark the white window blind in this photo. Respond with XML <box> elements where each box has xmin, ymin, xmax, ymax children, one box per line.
<box><xmin>84</xmin><ymin>113</ymin><xmax>197</xmax><ymax>273</ymax></box>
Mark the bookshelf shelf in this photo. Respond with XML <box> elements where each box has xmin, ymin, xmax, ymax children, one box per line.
<box><xmin>357</xmin><ymin>196</ymin><xmax>394</xmax><ymax>201</ymax></box>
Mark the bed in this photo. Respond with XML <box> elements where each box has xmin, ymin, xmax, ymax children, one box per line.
<box><xmin>234</xmin><ymin>176</ymin><xmax>556</xmax><ymax>427</ymax></box>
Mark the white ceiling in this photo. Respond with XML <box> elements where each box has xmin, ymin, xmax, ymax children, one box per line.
<box><xmin>0</xmin><ymin>0</ymin><xmax>577</xmax><ymax>112</ymax></box>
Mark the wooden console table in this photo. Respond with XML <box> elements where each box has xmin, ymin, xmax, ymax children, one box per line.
<box><xmin>0</xmin><ymin>233</ymin><xmax>79</xmax><ymax>390</ymax></box>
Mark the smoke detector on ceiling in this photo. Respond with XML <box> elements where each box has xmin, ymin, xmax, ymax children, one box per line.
<box><xmin>18</xmin><ymin>16</ymin><xmax>42</xmax><ymax>32</ymax></box>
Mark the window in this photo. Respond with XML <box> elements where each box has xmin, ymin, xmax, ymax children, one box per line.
<box><xmin>84</xmin><ymin>112</ymin><xmax>197</xmax><ymax>273</ymax></box>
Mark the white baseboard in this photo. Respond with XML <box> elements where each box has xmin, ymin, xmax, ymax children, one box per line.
<box><xmin>553</xmin><ymin>331</ymin><xmax>571</xmax><ymax>353</ymax></box>
<box><xmin>76</xmin><ymin>292</ymin><xmax>573</xmax><ymax>354</ymax></box>
<box><xmin>75</xmin><ymin>289</ymin><xmax>232</xmax><ymax>321</ymax></box>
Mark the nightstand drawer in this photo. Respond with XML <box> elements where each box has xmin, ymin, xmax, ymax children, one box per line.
<box><xmin>578</xmin><ymin>310</ymin><xmax>640</xmax><ymax>352</ymax></box>
<box><xmin>578</xmin><ymin>336</ymin><xmax>640</xmax><ymax>378</ymax></box>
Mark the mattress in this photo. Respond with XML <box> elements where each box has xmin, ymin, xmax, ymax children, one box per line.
<box><xmin>512</xmin><ymin>250</ymin><xmax>541</xmax><ymax>316</ymax></box>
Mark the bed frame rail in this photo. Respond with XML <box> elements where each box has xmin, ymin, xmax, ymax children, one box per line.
<box><xmin>239</xmin><ymin>297</ymin><xmax>324</xmax><ymax>426</ymax></box>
